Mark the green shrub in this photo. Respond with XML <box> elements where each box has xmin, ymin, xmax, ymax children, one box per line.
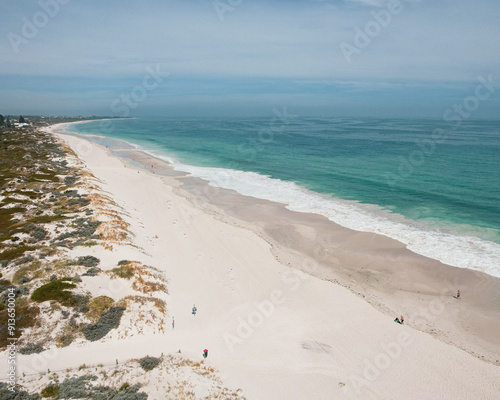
<box><xmin>118</xmin><ymin>260</ymin><xmax>130</xmax><ymax>266</ymax></box>
<box><xmin>72</xmin><ymin>294</ymin><xmax>90</xmax><ymax>313</ymax></box>
<box><xmin>68</xmin><ymin>198</ymin><xmax>90</xmax><ymax>207</ymax></box>
<box><xmin>0</xmin><ymin>290</ymin><xmax>16</xmax><ymax>304</ymax></box>
<box><xmin>139</xmin><ymin>356</ymin><xmax>161</xmax><ymax>372</ymax></box>
<box><xmin>32</xmin><ymin>227</ymin><xmax>47</xmax><ymax>240</ymax></box>
<box><xmin>57</xmin><ymin>231</ymin><xmax>76</xmax><ymax>240</ymax></box>
<box><xmin>82</xmin><ymin>267</ymin><xmax>101</xmax><ymax>277</ymax></box>
<box><xmin>18</xmin><ymin>286</ymin><xmax>29</xmax><ymax>295</ymax></box>
<box><xmin>15</xmin><ymin>254</ymin><xmax>34</xmax><ymax>265</ymax></box>
<box><xmin>40</xmin><ymin>384</ymin><xmax>59</xmax><ymax>398</ymax></box>
<box><xmin>64</xmin><ymin>190</ymin><xmax>79</xmax><ymax>197</ymax></box>
<box><xmin>0</xmin><ymin>285</ymin><xmax>10</xmax><ymax>294</ymax></box>
<box><xmin>0</xmin><ymin>305</ymin><xmax>40</xmax><ymax>348</ymax></box>
<box><xmin>68</xmin><ymin>256</ymin><xmax>100</xmax><ymax>268</ymax></box>
<box><xmin>31</xmin><ymin>279</ymin><xmax>76</xmax><ymax>306</ymax></box>
<box><xmin>64</xmin><ymin>175</ymin><xmax>79</xmax><ymax>186</ymax></box>
<box><xmin>111</xmin><ymin>265</ymin><xmax>134</xmax><ymax>280</ymax></box>
<box><xmin>29</xmin><ymin>215</ymin><xmax>65</xmax><ymax>225</ymax></box>
<box><xmin>78</xmin><ymin>240</ymin><xmax>98</xmax><ymax>247</ymax></box>
<box><xmin>58</xmin><ymin>375</ymin><xmax>96</xmax><ymax>398</ymax></box>
<box><xmin>56</xmin><ymin>375</ymin><xmax>147</xmax><ymax>399</ymax></box>
<box><xmin>82</xmin><ymin>306</ymin><xmax>126</xmax><ymax>341</ymax></box>
<box><xmin>87</xmin><ymin>296</ymin><xmax>114</xmax><ymax>321</ymax></box>
<box><xmin>19</xmin><ymin>343</ymin><xmax>44</xmax><ymax>355</ymax></box>
<box><xmin>0</xmin><ymin>246</ymin><xmax>35</xmax><ymax>262</ymax></box>
<box><xmin>57</xmin><ymin>333</ymin><xmax>74</xmax><ymax>348</ymax></box>
<box><xmin>12</xmin><ymin>266</ymin><xmax>28</xmax><ymax>284</ymax></box>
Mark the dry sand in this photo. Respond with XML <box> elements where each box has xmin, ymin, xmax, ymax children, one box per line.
<box><xmin>2</xmin><ymin>123</ymin><xmax>499</xmax><ymax>399</ymax></box>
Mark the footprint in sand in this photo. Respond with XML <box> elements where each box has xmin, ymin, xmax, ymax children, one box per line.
<box><xmin>219</xmin><ymin>268</ymin><xmax>238</xmax><ymax>294</ymax></box>
<box><xmin>195</xmin><ymin>250</ymin><xmax>204</xmax><ymax>260</ymax></box>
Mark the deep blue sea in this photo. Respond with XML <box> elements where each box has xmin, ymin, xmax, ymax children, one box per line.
<box><xmin>67</xmin><ymin>117</ymin><xmax>500</xmax><ymax>277</ymax></box>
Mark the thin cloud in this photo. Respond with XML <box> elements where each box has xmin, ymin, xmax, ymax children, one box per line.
<box><xmin>0</xmin><ymin>0</ymin><xmax>498</xmax><ymax>117</ymax></box>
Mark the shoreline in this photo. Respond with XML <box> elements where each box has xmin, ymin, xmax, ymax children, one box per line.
<box><xmin>57</xmin><ymin>119</ymin><xmax>500</xmax><ymax>278</ymax></box>
<box><xmin>56</xmin><ymin>121</ymin><xmax>500</xmax><ymax>365</ymax></box>
<box><xmin>7</xmin><ymin>122</ymin><xmax>496</xmax><ymax>398</ymax></box>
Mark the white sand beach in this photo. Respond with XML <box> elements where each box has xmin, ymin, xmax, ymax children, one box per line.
<box><xmin>2</xmin><ymin>123</ymin><xmax>499</xmax><ymax>399</ymax></box>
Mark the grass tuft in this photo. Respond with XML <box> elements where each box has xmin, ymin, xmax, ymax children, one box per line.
<box><xmin>139</xmin><ymin>356</ymin><xmax>161</xmax><ymax>372</ymax></box>
<box><xmin>82</xmin><ymin>306</ymin><xmax>126</xmax><ymax>341</ymax></box>
<box><xmin>41</xmin><ymin>384</ymin><xmax>60</xmax><ymax>398</ymax></box>
<box><xmin>110</xmin><ymin>265</ymin><xmax>134</xmax><ymax>280</ymax></box>
<box><xmin>30</xmin><ymin>278</ymin><xmax>77</xmax><ymax>306</ymax></box>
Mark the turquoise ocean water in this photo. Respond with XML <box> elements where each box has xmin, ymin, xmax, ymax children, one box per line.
<box><xmin>67</xmin><ymin>117</ymin><xmax>500</xmax><ymax>277</ymax></box>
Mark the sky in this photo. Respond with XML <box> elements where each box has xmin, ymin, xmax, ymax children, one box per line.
<box><xmin>0</xmin><ymin>0</ymin><xmax>499</xmax><ymax>118</ymax></box>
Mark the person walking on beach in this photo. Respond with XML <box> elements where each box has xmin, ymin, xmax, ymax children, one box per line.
<box><xmin>192</xmin><ymin>305</ymin><xmax>197</xmax><ymax>315</ymax></box>
<box><xmin>203</xmin><ymin>349</ymin><xmax>208</xmax><ymax>359</ymax></box>
<box><xmin>457</xmin><ymin>290</ymin><xmax>460</xmax><ymax>299</ymax></box>
<box><xmin>172</xmin><ymin>316</ymin><xmax>175</xmax><ymax>329</ymax></box>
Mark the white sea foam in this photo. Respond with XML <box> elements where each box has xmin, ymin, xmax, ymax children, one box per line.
<box><xmin>166</xmin><ymin>161</ymin><xmax>500</xmax><ymax>278</ymax></box>
<box><xmin>89</xmin><ymin>137</ymin><xmax>500</xmax><ymax>279</ymax></box>
<box><xmin>67</xmin><ymin>124</ymin><xmax>500</xmax><ymax>278</ymax></box>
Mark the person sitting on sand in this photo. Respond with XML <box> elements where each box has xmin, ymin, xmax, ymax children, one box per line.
<box><xmin>394</xmin><ymin>317</ymin><xmax>401</xmax><ymax>324</ymax></box>
<box><xmin>192</xmin><ymin>305</ymin><xmax>197</xmax><ymax>315</ymax></box>
<box><xmin>400</xmin><ymin>315</ymin><xmax>404</xmax><ymax>324</ymax></box>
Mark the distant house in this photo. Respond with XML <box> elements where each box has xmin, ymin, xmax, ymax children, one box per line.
<box><xmin>14</xmin><ymin>122</ymin><xmax>30</xmax><ymax>128</ymax></box>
